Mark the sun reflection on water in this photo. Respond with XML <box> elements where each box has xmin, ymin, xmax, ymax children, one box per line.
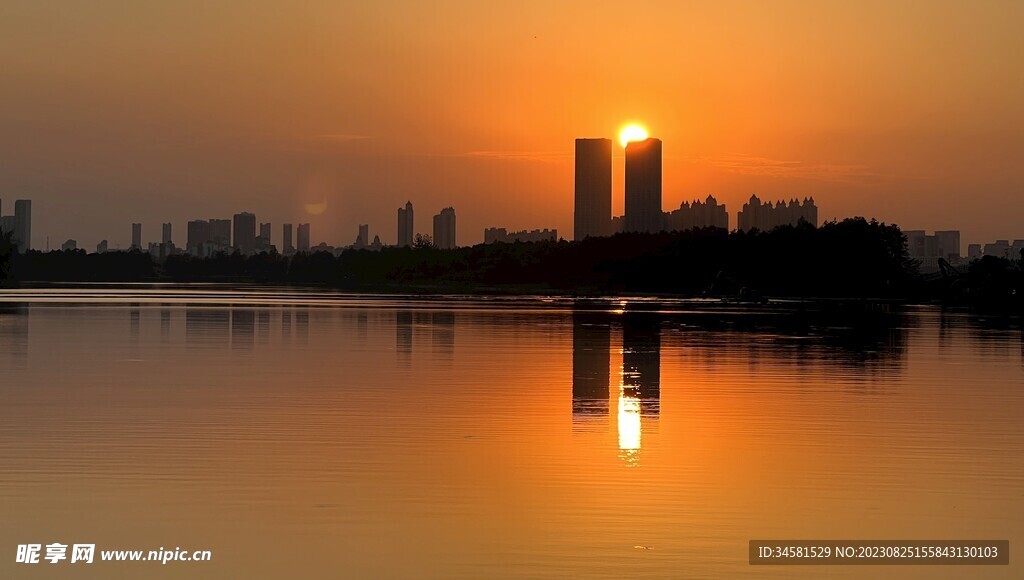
<box><xmin>617</xmin><ymin>386</ymin><xmax>642</xmax><ymax>466</ymax></box>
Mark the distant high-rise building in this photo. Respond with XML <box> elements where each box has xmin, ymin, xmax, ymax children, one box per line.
<box><xmin>61</xmin><ymin>239</ymin><xmax>77</xmax><ymax>251</ymax></box>
<box><xmin>0</xmin><ymin>216</ymin><xmax>14</xmax><ymax>244</ymax></box>
<box><xmin>906</xmin><ymin>229</ymin><xmax>961</xmax><ymax>272</ymax></box>
<box><xmin>210</xmin><ymin>219</ymin><xmax>231</xmax><ymax>246</ymax></box>
<box><xmin>96</xmin><ymin>239</ymin><xmax>108</xmax><ymax>253</ymax></box>
<box><xmin>983</xmin><ymin>239</ymin><xmax>1012</xmax><ymax>258</ymax></box>
<box><xmin>737</xmin><ymin>195</ymin><xmax>818</xmax><ymax>232</ymax></box>
<box><xmin>934</xmin><ymin>231</ymin><xmax>961</xmax><ymax>260</ymax></box>
<box><xmin>483</xmin><ymin>228</ymin><xmax>558</xmax><ymax>244</ymax></box>
<box><xmin>255</xmin><ymin>222</ymin><xmax>273</xmax><ymax>253</ymax></box>
<box><xmin>397</xmin><ymin>201</ymin><xmax>414</xmax><ymax>247</ymax></box>
<box><xmin>574</xmin><ymin>138</ymin><xmax>613</xmax><ymax>240</ymax></box>
<box><xmin>1</xmin><ymin>199</ymin><xmax>34</xmax><ymax>252</ymax></box>
<box><xmin>354</xmin><ymin>224</ymin><xmax>370</xmax><ymax>249</ymax></box>
<box><xmin>187</xmin><ymin>220</ymin><xmax>211</xmax><ymax>254</ymax></box>
<box><xmin>131</xmin><ymin>223</ymin><xmax>142</xmax><ymax>250</ymax></box>
<box><xmin>905</xmin><ymin>230</ymin><xmax>926</xmax><ymax>258</ymax></box>
<box><xmin>1014</xmin><ymin>240</ymin><xmax>1024</xmax><ymax>259</ymax></box>
<box><xmin>283</xmin><ymin>223</ymin><xmax>294</xmax><ymax>253</ymax></box>
<box><xmin>432</xmin><ymin>207</ymin><xmax>457</xmax><ymax>250</ymax></box>
<box><xmin>297</xmin><ymin>223</ymin><xmax>310</xmax><ymax>252</ymax></box>
<box><xmin>162</xmin><ymin>222</ymin><xmax>172</xmax><ymax>244</ymax></box>
<box><xmin>665</xmin><ymin>195</ymin><xmax>729</xmax><ymax>231</ymax></box>
<box><xmin>233</xmin><ymin>212</ymin><xmax>257</xmax><ymax>253</ymax></box>
<box><xmin>967</xmin><ymin>238</ymin><xmax>1021</xmax><ymax>261</ymax></box>
<box><xmin>624</xmin><ymin>138</ymin><xmax>663</xmax><ymax>233</ymax></box>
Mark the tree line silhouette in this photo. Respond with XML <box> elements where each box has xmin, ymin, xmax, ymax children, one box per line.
<box><xmin>1</xmin><ymin>219</ymin><xmax>1020</xmax><ymax>307</ymax></box>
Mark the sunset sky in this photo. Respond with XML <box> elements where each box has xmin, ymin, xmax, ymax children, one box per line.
<box><xmin>1</xmin><ymin>0</ymin><xmax>1022</xmax><ymax>250</ymax></box>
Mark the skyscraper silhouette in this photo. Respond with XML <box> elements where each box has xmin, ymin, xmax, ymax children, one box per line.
<box><xmin>624</xmin><ymin>138</ymin><xmax>663</xmax><ymax>233</ymax></box>
<box><xmin>210</xmin><ymin>219</ymin><xmax>231</xmax><ymax>246</ymax></box>
<box><xmin>131</xmin><ymin>222</ymin><xmax>142</xmax><ymax>250</ymax></box>
<box><xmin>665</xmin><ymin>196</ymin><xmax>729</xmax><ymax>231</ymax></box>
<box><xmin>233</xmin><ymin>212</ymin><xmax>257</xmax><ymax>254</ymax></box>
<box><xmin>574</xmin><ymin>138</ymin><xmax>612</xmax><ymax>240</ymax></box>
<box><xmin>572</xmin><ymin>312</ymin><xmax>611</xmax><ymax>420</ymax></box>
<box><xmin>0</xmin><ymin>199</ymin><xmax>32</xmax><ymax>252</ymax></box>
<box><xmin>297</xmin><ymin>223</ymin><xmax>310</xmax><ymax>252</ymax></box>
<box><xmin>621</xmin><ymin>313</ymin><xmax>660</xmax><ymax>414</ymax></box>
<box><xmin>432</xmin><ymin>207</ymin><xmax>457</xmax><ymax>250</ymax></box>
<box><xmin>737</xmin><ymin>195</ymin><xmax>817</xmax><ymax>232</ymax></box>
<box><xmin>186</xmin><ymin>220</ymin><xmax>212</xmax><ymax>255</ymax></box>
<box><xmin>162</xmin><ymin>222</ymin><xmax>172</xmax><ymax>244</ymax></box>
<box><xmin>14</xmin><ymin>200</ymin><xmax>31</xmax><ymax>252</ymax></box>
<box><xmin>283</xmin><ymin>223</ymin><xmax>294</xmax><ymax>253</ymax></box>
<box><xmin>397</xmin><ymin>201</ymin><xmax>414</xmax><ymax>247</ymax></box>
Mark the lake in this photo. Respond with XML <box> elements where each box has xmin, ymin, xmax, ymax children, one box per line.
<box><xmin>1</xmin><ymin>287</ymin><xmax>1022</xmax><ymax>578</ymax></box>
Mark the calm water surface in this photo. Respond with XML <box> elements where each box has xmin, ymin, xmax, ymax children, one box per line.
<box><xmin>1</xmin><ymin>287</ymin><xmax>1022</xmax><ymax>578</ymax></box>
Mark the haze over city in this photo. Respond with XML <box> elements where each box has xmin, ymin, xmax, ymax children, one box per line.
<box><xmin>2</xmin><ymin>1</ymin><xmax>1022</xmax><ymax>250</ymax></box>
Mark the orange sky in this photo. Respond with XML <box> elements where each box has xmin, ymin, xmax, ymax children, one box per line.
<box><xmin>1</xmin><ymin>0</ymin><xmax>1022</xmax><ymax>249</ymax></box>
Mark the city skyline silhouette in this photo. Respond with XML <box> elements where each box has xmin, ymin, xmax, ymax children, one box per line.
<box><xmin>2</xmin><ymin>3</ymin><xmax>1022</xmax><ymax>251</ymax></box>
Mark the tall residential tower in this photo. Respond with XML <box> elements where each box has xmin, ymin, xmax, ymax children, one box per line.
<box><xmin>624</xmin><ymin>138</ymin><xmax>663</xmax><ymax>233</ymax></box>
<box><xmin>574</xmin><ymin>138</ymin><xmax>613</xmax><ymax>240</ymax></box>
<box><xmin>297</xmin><ymin>223</ymin><xmax>310</xmax><ymax>252</ymax></box>
<box><xmin>397</xmin><ymin>201</ymin><xmax>414</xmax><ymax>247</ymax></box>
<box><xmin>283</xmin><ymin>223</ymin><xmax>294</xmax><ymax>254</ymax></box>
<box><xmin>233</xmin><ymin>212</ymin><xmax>257</xmax><ymax>254</ymax></box>
<box><xmin>0</xmin><ymin>199</ymin><xmax>32</xmax><ymax>252</ymax></box>
<box><xmin>432</xmin><ymin>207</ymin><xmax>457</xmax><ymax>250</ymax></box>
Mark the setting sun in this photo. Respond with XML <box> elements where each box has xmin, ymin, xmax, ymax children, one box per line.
<box><xmin>619</xmin><ymin>124</ymin><xmax>648</xmax><ymax>147</ymax></box>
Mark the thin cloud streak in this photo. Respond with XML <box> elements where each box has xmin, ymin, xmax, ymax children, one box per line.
<box><xmin>252</xmin><ymin>134</ymin><xmax>373</xmax><ymax>155</ymax></box>
<box><xmin>315</xmin><ymin>134</ymin><xmax>371</xmax><ymax>142</ymax></box>
<box><xmin>445</xmin><ymin>150</ymin><xmax>880</xmax><ymax>184</ymax></box>
<box><xmin>456</xmin><ymin>150</ymin><xmax>572</xmax><ymax>163</ymax></box>
<box><xmin>687</xmin><ymin>153</ymin><xmax>881</xmax><ymax>183</ymax></box>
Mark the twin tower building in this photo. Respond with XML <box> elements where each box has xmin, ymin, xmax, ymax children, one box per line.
<box><xmin>574</xmin><ymin>137</ymin><xmax>659</xmax><ymax>240</ymax></box>
<box><xmin>574</xmin><ymin>136</ymin><xmax>724</xmax><ymax>240</ymax></box>
<box><xmin>573</xmin><ymin>137</ymin><xmax>816</xmax><ymax>240</ymax></box>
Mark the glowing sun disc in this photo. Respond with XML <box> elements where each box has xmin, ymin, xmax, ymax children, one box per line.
<box><xmin>619</xmin><ymin>124</ymin><xmax>648</xmax><ymax>147</ymax></box>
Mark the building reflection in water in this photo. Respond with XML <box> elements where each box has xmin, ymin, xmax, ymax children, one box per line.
<box><xmin>129</xmin><ymin>304</ymin><xmax>141</xmax><ymax>341</ymax></box>
<box><xmin>393</xmin><ymin>310</ymin><xmax>457</xmax><ymax>365</ymax></box>
<box><xmin>621</xmin><ymin>313</ymin><xmax>661</xmax><ymax>413</ymax></box>
<box><xmin>183</xmin><ymin>306</ymin><xmax>314</xmax><ymax>351</ymax></box>
<box><xmin>295</xmin><ymin>310</ymin><xmax>309</xmax><ymax>346</ymax></box>
<box><xmin>431</xmin><ymin>311</ymin><xmax>455</xmax><ymax>362</ymax></box>
<box><xmin>0</xmin><ymin>303</ymin><xmax>29</xmax><ymax>370</ymax></box>
<box><xmin>357</xmin><ymin>311</ymin><xmax>368</xmax><ymax>342</ymax></box>
<box><xmin>186</xmin><ymin>307</ymin><xmax>229</xmax><ymax>348</ymax></box>
<box><xmin>572</xmin><ymin>310</ymin><xmax>661</xmax><ymax>465</ymax></box>
<box><xmin>282</xmin><ymin>310</ymin><xmax>292</xmax><ymax>345</ymax></box>
<box><xmin>257</xmin><ymin>309</ymin><xmax>270</xmax><ymax>345</ymax></box>
<box><xmin>231</xmin><ymin>308</ymin><xmax>255</xmax><ymax>350</ymax></box>
<box><xmin>618</xmin><ymin>312</ymin><xmax>661</xmax><ymax>465</ymax></box>
<box><xmin>396</xmin><ymin>310</ymin><xmax>413</xmax><ymax>366</ymax></box>
<box><xmin>161</xmin><ymin>308</ymin><xmax>171</xmax><ymax>342</ymax></box>
<box><xmin>571</xmin><ymin>313</ymin><xmax>611</xmax><ymax>425</ymax></box>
